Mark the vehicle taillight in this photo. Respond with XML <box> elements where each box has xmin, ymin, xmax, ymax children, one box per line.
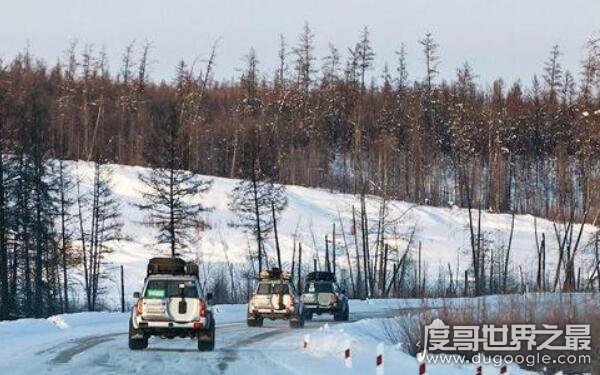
<box><xmin>199</xmin><ymin>299</ymin><xmax>207</xmax><ymax>318</ymax></box>
<box><xmin>136</xmin><ymin>300</ymin><xmax>143</xmax><ymax>316</ymax></box>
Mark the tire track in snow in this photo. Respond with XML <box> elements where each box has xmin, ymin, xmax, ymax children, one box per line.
<box><xmin>51</xmin><ymin>332</ymin><xmax>126</xmax><ymax>364</ymax></box>
<box><xmin>47</xmin><ymin>322</ymin><xmax>284</xmax><ymax>368</ymax></box>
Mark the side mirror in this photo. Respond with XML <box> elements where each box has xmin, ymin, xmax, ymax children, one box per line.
<box><xmin>206</xmin><ymin>292</ymin><xmax>213</xmax><ymax>301</ymax></box>
<box><xmin>133</xmin><ymin>291</ymin><xmax>140</xmax><ymax>299</ymax></box>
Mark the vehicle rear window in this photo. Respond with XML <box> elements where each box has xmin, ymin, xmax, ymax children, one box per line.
<box><xmin>273</xmin><ymin>284</ymin><xmax>289</xmax><ymax>294</ymax></box>
<box><xmin>256</xmin><ymin>282</ymin><xmax>290</xmax><ymax>294</ymax></box>
<box><xmin>144</xmin><ymin>280</ymin><xmax>198</xmax><ymax>298</ymax></box>
<box><xmin>256</xmin><ymin>283</ymin><xmax>272</xmax><ymax>295</ymax></box>
<box><xmin>306</xmin><ymin>283</ymin><xmax>334</xmax><ymax>293</ymax></box>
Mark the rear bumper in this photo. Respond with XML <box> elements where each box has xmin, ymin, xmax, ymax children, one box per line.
<box><xmin>133</xmin><ymin>316</ymin><xmax>208</xmax><ymax>335</ymax></box>
<box><xmin>304</xmin><ymin>304</ymin><xmax>339</xmax><ymax>314</ymax></box>
<box><xmin>248</xmin><ymin>308</ymin><xmax>298</xmax><ymax>320</ymax></box>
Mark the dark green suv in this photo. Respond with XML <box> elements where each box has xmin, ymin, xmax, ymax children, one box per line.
<box><xmin>302</xmin><ymin>272</ymin><xmax>349</xmax><ymax>321</ymax></box>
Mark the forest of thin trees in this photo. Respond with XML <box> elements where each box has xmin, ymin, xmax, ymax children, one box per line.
<box><xmin>1</xmin><ymin>27</ymin><xmax>599</xmax><ymax>216</ymax></box>
<box><xmin>0</xmin><ymin>25</ymin><xmax>600</xmax><ymax>319</ymax></box>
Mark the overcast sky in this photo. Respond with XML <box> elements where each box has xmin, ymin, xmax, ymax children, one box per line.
<box><xmin>2</xmin><ymin>0</ymin><xmax>599</xmax><ymax>86</ymax></box>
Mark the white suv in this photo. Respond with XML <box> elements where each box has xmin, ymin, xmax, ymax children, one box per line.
<box><xmin>129</xmin><ymin>258</ymin><xmax>215</xmax><ymax>351</ymax></box>
<box><xmin>247</xmin><ymin>268</ymin><xmax>305</xmax><ymax>328</ymax></box>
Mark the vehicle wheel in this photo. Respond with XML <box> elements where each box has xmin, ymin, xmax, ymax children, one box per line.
<box><xmin>289</xmin><ymin>315</ymin><xmax>304</xmax><ymax>328</ymax></box>
<box><xmin>304</xmin><ymin>311</ymin><xmax>313</xmax><ymax>321</ymax></box>
<box><xmin>198</xmin><ymin>316</ymin><xmax>216</xmax><ymax>352</ymax></box>
<box><xmin>128</xmin><ymin>320</ymin><xmax>148</xmax><ymax>350</ymax></box>
<box><xmin>247</xmin><ymin>317</ymin><xmax>263</xmax><ymax>327</ymax></box>
<box><xmin>343</xmin><ymin>306</ymin><xmax>350</xmax><ymax>321</ymax></box>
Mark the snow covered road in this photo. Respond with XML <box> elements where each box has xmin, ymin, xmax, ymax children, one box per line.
<box><xmin>46</xmin><ymin>321</ymin><xmax>296</xmax><ymax>374</ymax></box>
<box><xmin>3</xmin><ymin>311</ymin><xmax>399</xmax><ymax>374</ymax></box>
<box><xmin>1</xmin><ymin>297</ymin><xmax>556</xmax><ymax>374</ymax></box>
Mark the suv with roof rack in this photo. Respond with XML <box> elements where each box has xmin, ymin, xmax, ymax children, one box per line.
<box><xmin>129</xmin><ymin>257</ymin><xmax>216</xmax><ymax>351</ymax></box>
<box><xmin>247</xmin><ymin>268</ymin><xmax>305</xmax><ymax>328</ymax></box>
<box><xmin>302</xmin><ymin>271</ymin><xmax>349</xmax><ymax>321</ymax></box>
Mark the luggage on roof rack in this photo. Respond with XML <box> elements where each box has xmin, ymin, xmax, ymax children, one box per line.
<box><xmin>305</xmin><ymin>271</ymin><xmax>336</xmax><ymax>282</ymax></box>
<box><xmin>258</xmin><ymin>268</ymin><xmax>290</xmax><ymax>280</ymax></box>
<box><xmin>147</xmin><ymin>257</ymin><xmax>198</xmax><ymax>277</ymax></box>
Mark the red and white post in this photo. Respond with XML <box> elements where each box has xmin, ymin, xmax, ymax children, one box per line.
<box><xmin>476</xmin><ymin>366</ymin><xmax>482</xmax><ymax>375</ymax></box>
<box><xmin>344</xmin><ymin>346</ymin><xmax>352</xmax><ymax>368</ymax></box>
<box><xmin>419</xmin><ymin>363</ymin><xmax>426</xmax><ymax>375</ymax></box>
<box><xmin>376</xmin><ymin>343</ymin><xmax>384</xmax><ymax>375</ymax></box>
<box><xmin>500</xmin><ymin>365</ymin><xmax>507</xmax><ymax>374</ymax></box>
<box><xmin>303</xmin><ymin>334</ymin><xmax>310</xmax><ymax>349</ymax></box>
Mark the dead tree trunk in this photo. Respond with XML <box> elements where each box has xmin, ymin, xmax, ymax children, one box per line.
<box><xmin>596</xmin><ymin>232</ymin><xmax>600</xmax><ymax>292</ymax></box>
<box><xmin>332</xmin><ymin>223</ymin><xmax>336</xmax><ymax>276</ymax></box>
<box><xmin>325</xmin><ymin>235</ymin><xmax>330</xmax><ymax>272</ymax></box>
<box><xmin>272</xmin><ymin>201</ymin><xmax>281</xmax><ymax>270</ymax></box>
<box><xmin>537</xmin><ymin>233</ymin><xmax>546</xmax><ymax>291</ymax></box>
<box><xmin>381</xmin><ymin>244</ymin><xmax>389</xmax><ymax>295</ymax></box>
<box><xmin>352</xmin><ymin>206</ymin><xmax>362</xmax><ymax>298</ymax></box>
<box><xmin>338</xmin><ymin>211</ymin><xmax>355</xmax><ymax>297</ymax></box>
<box><xmin>502</xmin><ymin>212</ymin><xmax>515</xmax><ymax>292</ymax></box>
<box><xmin>297</xmin><ymin>243</ymin><xmax>303</xmax><ymax>293</ymax></box>
<box><xmin>360</xmin><ymin>197</ymin><xmax>370</xmax><ymax>296</ymax></box>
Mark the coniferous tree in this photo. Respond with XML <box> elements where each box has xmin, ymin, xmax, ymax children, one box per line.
<box><xmin>54</xmin><ymin>159</ymin><xmax>74</xmax><ymax>313</ymax></box>
<box><xmin>77</xmin><ymin>161</ymin><xmax>123</xmax><ymax>311</ymax></box>
<box><xmin>228</xmin><ymin>164</ymin><xmax>287</xmax><ymax>273</ymax></box>
<box><xmin>0</xmin><ymin>88</ymin><xmax>10</xmax><ymax>320</ymax></box>
<box><xmin>137</xmin><ymin>95</ymin><xmax>212</xmax><ymax>257</ymax></box>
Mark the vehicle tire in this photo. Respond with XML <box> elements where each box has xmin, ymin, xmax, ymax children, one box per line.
<box><xmin>305</xmin><ymin>311</ymin><xmax>313</xmax><ymax>321</ymax></box>
<box><xmin>343</xmin><ymin>306</ymin><xmax>350</xmax><ymax>321</ymax></box>
<box><xmin>128</xmin><ymin>320</ymin><xmax>148</xmax><ymax>350</ymax></box>
<box><xmin>247</xmin><ymin>317</ymin><xmax>263</xmax><ymax>327</ymax></box>
<box><xmin>198</xmin><ymin>316</ymin><xmax>216</xmax><ymax>352</ymax></box>
<box><xmin>289</xmin><ymin>314</ymin><xmax>304</xmax><ymax>329</ymax></box>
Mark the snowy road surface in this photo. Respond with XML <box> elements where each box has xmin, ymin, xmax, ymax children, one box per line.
<box><xmin>43</xmin><ymin>317</ymin><xmax>370</xmax><ymax>374</ymax></box>
<box><xmin>0</xmin><ymin>297</ymin><xmax>554</xmax><ymax>374</ymax></box>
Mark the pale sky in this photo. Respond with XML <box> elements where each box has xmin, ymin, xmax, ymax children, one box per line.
<box><xmin>1</xmin><ymin>0</ymin><xmax>599</xmax><ymax>86</ymax></box>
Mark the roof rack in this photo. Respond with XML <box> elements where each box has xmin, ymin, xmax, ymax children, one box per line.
<box><xmin>147</xmin><ymin>257</ymin><xmax>199</xmax><ymax>278</ymax></box>
<box><xmin>305</xmin><ymin>271</ymin><xmax>336</xmax><ymax>282</ymax></box>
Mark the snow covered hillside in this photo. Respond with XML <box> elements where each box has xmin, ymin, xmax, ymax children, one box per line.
<box><xmin>67</xmin><ymin>161</ymin><xmax>597</xmax><ymax>308</ymax></box>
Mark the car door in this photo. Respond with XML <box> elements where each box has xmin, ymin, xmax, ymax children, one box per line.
<box><xmin>141</xmin><ymin>280</ymin><xmax>170</xmax><ymax>321</ymax></box>
<box><xmin>166</xmin><ymin>280</ymin><xmax>199</xmax><ymax>322</ymax></box>
<box><xmin>316</xmin><ymin>283</ymin><xmax>335</xmax><ymax>307</ymax></box>
<box><xmin>270</xmin><ymin>283</ymin><xmax>290</xmax><ymax>310</ymax></box>
<box><xmin>252</xmin><ymin>282</ymin><xmax>274</xmax><ymax>309</ymax></box>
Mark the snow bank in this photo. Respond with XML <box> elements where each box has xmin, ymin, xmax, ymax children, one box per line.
<box><xmin>265</xmin><ymin>316</ymin><xmax>537</xmax><ymax>374</ymax></box>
